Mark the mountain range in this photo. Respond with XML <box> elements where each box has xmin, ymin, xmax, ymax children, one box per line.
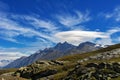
<box><xmin>4</xmin><ymin>41</ymin><xmax>102</xmax><ymax>68</ymax></box>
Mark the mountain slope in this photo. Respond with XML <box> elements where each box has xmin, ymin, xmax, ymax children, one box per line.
<box><xmin>12</xmin><ymin>43</ymin><xmax>120</xmax><ymax>80</ymax></box>
<box><xmin>4</xmin><ymin>42</ymin><xmax>101</xmax><ymax>68</ymax></box>
<box><xmin>57</xmin><ymin>43</ymin><xmax>120</xmax><ymax>61</ymax></box>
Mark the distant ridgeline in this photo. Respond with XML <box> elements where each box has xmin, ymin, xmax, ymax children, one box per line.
<box><xmin>4</xmin><ymin>41</ymin><xmax>102</xmax><ymax>68</ymax></box>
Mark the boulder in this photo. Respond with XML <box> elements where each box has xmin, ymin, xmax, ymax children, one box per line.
<box><xmin>85</xmin><ymin>63</ymin><xmax>98</xmax><ymax>68</ymax></box>
<box><xmin>98</xmin><ymin>62</ymin><xmax>107</xmax><ymax>69</ymax></box>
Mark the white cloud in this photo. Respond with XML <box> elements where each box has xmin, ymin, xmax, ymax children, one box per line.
<box><xmin>105</xmin><ymin>7</ymin><xmax>120</xmax><ymax>22</ymax></box>
<box><xmin>0</xmin><ymin>46</ymin><xmax>36</xmax><ymax>56</ymax></box>
<box><xmin>95</xmin><ymin>27</ymin><xmax>120</xmax><ymax>45</ymax></box>
<box><xmin>0</xmin><ymin>51</ymin><xmax>28</xmax><ymax>67</ymax></box>
<box><xmin>54</xmin><ymin>30</ymin><xmax>108</xmax><ymax>45</ymax></box>
<box><xmin>57</xmin><ymin>11</ymin><xmax>90</xmax><ymax>27</ymax></box>
<box><xmin>54</xmin><ymin>27</ymin><xmax>120</xmax><ymax>45</ymax></box>
<box><xmin>0</xmin><ymin>30</ymin><xmax>20</xmax><ymax>43</ymax></box>
<box><xmin>0</xmin><ymin>15</ymin><xmax>55</xmax><ymax>43</ymax></box>
<box><xmin>23</xmin><ymin>16</ymin><xmax>58</xmax><ymax>32</ymax></box>
<box><xmin>0</xmin><ymin>52</ymin><xmax>28</xmax><ymax>60</ymax></box>
<box><xmin>0</xmin><ymin>47</ymin><xmax>29</xmax><ymax>66</ymax></box>
<box><xmin>107</xmin><ymin>27</ymin><xmax>120</xmax><ymax>34</ymax></box>
<box><xmin>118</xmin><ymin>37</ymin><xmax>120</xmax><ymax>41</ymax></box>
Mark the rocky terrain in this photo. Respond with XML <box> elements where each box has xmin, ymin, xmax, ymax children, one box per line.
<box><xmin>14</xmin><ymin>60</ymin><xmax>67</xmax><ymax>80</ymax></box>
<box><xmin>78</xmin><ymin>48</ymin><xmax>120</xmax><ymax>63</ymax></box>
<box><xmin>0</xmin><ymin>43</ymin><xmax>117</xmax><ymax>80</ymax></box>
<box><xmin>1</xmin><ymin>43</ymin><xmax>120</xmax><ymax>80</ymax></box>
<box><xmin>13</xmin><ymin>61</ymin><xmax>120</xmax><ymax>80</ymax></box>
<box><xmin>64</xmin><ymin>62</ymin><xmax>120</xmax><ymax>80</ymax></box>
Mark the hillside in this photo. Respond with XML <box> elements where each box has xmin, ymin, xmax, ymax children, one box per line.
<box><xmin>58</xmin><ymin>43</ymin><xmax>120</xmax><ymax>62</ymax></box>
<box><xmin>1</xmin><ymin>43</ymin><xmax>120</xmax><ymax>80</ymax></box>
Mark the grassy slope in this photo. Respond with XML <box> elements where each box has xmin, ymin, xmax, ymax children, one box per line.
<box><xmin>57</xmin><ymin>43</ymin><xmax>120</xmax><ymax>62</ymax></box>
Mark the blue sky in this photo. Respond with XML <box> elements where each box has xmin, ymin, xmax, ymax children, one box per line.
<box><xmin>0</xmin><ymin>0</ymin><xmax>120</xmax><ymax>61</ymax></box>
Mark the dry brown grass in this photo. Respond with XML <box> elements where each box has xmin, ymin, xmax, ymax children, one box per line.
<box><xmin>0</xmin><ymin>75</ymin><xmax>27</xmax><ymax>80</ymax></box>
<box><xmin>0</xmin><ymin>68</ymin><xmax>17</xmax><ymax>75</ymax></box>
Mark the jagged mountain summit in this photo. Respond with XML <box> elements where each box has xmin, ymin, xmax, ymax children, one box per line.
<box><xmin>4</xmin><ymin>41</ymin><xmax>102</xmax><ymax>68</ymax></box>
<box><xmin>54</xmin><ymin>41</ymin><xmax>75</xmax><ymax>52</ymax></box>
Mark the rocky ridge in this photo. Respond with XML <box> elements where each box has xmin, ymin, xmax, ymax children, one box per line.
<box><xmin>79</xmin><ymin>48</ymin><xmax>120</xmax><ymax>62</ymax></box>
<box><xmin>14</xmin><ymin>60</ymin><xmax>67</xmax><ymax>80</ymax></box>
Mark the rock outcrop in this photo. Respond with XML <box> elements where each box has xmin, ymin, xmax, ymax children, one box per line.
<box><xmin>64</xmin><ymin>62</ymin><xmax>120</xmax><ymax>80</ymax></box>
<box><xmin>14</xmin><ymin>60</ymin><xmax>65</xmax><ymax>79</ymax></box>
<box><xmin>78</xmin><ymin>48</ymin><xmax>120</xmax><ymax>62</ymax></box>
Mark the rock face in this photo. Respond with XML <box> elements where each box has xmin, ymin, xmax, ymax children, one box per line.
<box><xmin>14</xmin><ymin>60</ymin><xmax>65</xmax><ymax>80</ymax></box>
<box><xmin>4</xmin><ymin>41</ymin><xmax>101</xmax><ymax>68</ymax></box>
<box><xmin>64</xmin><ymin>62</ymin><xmax>120</xmax><ymax>80</ymax></box>
<box><xmin>65</xmin><ymin>42</ymin><xmax>101</xmax><ymax>55</ymax></box>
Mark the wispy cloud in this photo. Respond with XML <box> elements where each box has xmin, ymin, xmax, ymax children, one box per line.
<box><xmin>24</xmin><ymin>16</ymin><xmax>58</xmax><ymax>32</ymax></box>
<box><xmin>0</xmin><ymin>52</ymin><xmax>28</xmax><ymax>60</ymax></box>
<box><xmin>0</xmin><ymin>51</ymin><xmax>28</xmax><ymax>67</ymax></box>
<box><xmin>105</xmin><ymin>6</ymin><xmax>120</xmax><ymax>22</ymax></box>
<box><xmin>56</xmin><ymin>11</ymin><xmax>90</xmax><ymax>28</ymax></box>
<box><xmin>0</xmin><ymin>11</ymin><xmax>58</xmax><ymax>64</ymax></box>
<box><xmin>0</xmin><ymin>15</ymin><xmax>55</xmax><ymax>43</ymax></box>
<box><xmin>0</xmin><ymin>46</ymin><xmax>29</xmax><ymax>67</ymax></box>
<box><xmin>95</xmin><ymin>27</ymin><xmax>120</xmax><ymax>45</ymax></box>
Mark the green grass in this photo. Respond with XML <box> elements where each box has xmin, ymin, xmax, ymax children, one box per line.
<box><xmin>53</xmin><ymin>71</ymin><xmax>68</xmax><ymax>80</ymax></box>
